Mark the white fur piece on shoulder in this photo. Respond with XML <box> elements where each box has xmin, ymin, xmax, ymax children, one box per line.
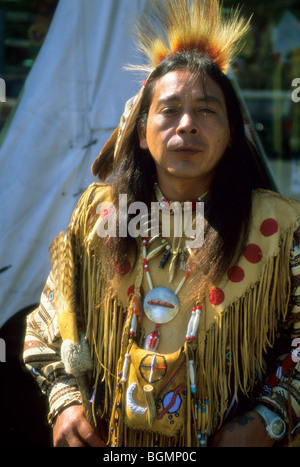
<box><xmin>61</xmin><ymin>333</ymin><xmax>94</xmax><ymax>377</ymax></box>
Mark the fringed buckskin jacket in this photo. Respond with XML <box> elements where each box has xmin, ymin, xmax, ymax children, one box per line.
<box><xmin>24</xmin><ymin>184</ymin><xmax>300</xmax><ymax>447</ymax></box>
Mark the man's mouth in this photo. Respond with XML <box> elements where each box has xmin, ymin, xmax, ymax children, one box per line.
<box><xmin>173</xmin><ymin>145</ymin><xmax>202</xmax><ymax>154</ymax></box>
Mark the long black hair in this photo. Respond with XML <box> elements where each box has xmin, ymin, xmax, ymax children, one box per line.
<box><xmin>105</xmin><ymin>51</ymin><xmax>275</xmax><ymax>297</ymax></box>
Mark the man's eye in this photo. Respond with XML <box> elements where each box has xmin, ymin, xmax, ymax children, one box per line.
<box><xmin>198</xmin><ymin>107</ymin><xmax>215</xmax><ymax>114</ymax></box>
<box><xmin>161</xmin><ymin>107</ymin><xmax>177</xmax><ymax>114</ymax></box>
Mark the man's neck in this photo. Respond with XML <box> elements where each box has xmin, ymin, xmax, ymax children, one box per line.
<box><xmin>156</xmin><ymin>174</ymin><xmax>210</xmax><ymax>201</ymax></box>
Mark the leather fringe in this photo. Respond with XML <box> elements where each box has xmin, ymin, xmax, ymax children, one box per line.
<box><xmin>71</xmin><ymin>187</ymin><xmax>296</xmax><ymax>446</ymax></box>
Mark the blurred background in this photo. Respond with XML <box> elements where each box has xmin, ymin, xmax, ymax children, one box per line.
<box><xmin>0</xmin><ymin>0</ymin><xmax>299</xmax><ymax>446</ymax></box>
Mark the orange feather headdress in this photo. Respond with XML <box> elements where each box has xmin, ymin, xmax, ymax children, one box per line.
<box><xmin>134</xmin><ymin>0</ymin><xmax>251</xmax><ymax>75</ymax></box>
<box><xmin>92</xmin><ymin>0</ymin><xmax>251</xmax><ymax>180</ymax></box>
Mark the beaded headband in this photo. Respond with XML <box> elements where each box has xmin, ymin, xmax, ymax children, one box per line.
<box><xmin>91</xmin><ymin>0</ymin><xmax>251</xmax><ymax>181</ymax></box>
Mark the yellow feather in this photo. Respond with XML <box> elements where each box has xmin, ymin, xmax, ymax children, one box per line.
<box><xmin>134</xmin><ymin>0</ymin><xmax>251</xmax><ymax>74</ymax></box>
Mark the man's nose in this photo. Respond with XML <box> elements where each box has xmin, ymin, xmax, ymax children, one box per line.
<box><xmin>176</xmin><ymin>112</ymin><xmax>199</xmax><ymax>135</ymax></box>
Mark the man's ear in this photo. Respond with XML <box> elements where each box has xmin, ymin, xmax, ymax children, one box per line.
<box><xmin>137</xmin><ymin>119</ymin><xmax>148</xmax><ymax>150</ymax></box>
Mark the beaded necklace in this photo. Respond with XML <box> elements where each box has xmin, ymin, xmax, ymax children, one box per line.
<box><xmin>118</xmin><ymin>185</ymin><xmax>210</xmax><ymax>448</ymax></box>
<box><xmin>125</xmin><ymin>227</ymin><xmax>207</xmax><ymax>445</ymax></box>
<box><xmin>129</xmin><ymin>183</ymin><xmax>204</xmax><ymax>352</ymax></box>
<box><xmin>154</xmin><ymin>181</ymin><xmax>202</xmax><ymax>212</ymax></box>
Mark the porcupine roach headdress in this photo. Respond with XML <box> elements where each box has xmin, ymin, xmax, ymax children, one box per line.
<box><xmin>91</xmin><ymin>0</ymin><xmax>251</xmax><ymax>181</ymax></box>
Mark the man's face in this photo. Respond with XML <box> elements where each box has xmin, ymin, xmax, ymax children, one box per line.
<box><xmin>138</xmin><ymin>70</ymin><xmax>231</xmax><ymax>192</ymax></box>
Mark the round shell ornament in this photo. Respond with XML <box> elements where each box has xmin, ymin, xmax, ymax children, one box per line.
<box><xmin>143</xmin><ymin>287</ymin><xmax>180</xmax><ymax>324</ymax></box>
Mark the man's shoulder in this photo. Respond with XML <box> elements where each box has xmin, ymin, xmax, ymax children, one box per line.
<box><xmin>253</xmin><ymin>189</ymin><xmax>300</xmax><ymax>209</ymax></box>
<box><xmin>79</xmin><ymin>182</ymin><xmax>113</xmax><ymax>207</ymax></box>
<box><xmin>251</xmin><ymin>189</ymin><xmax>300</xmax><ymax>228</ymax></box>
<box><xmin>68</xmin><ymin>182</ymin><xmax>113</xmax><ymax>233</ymax></box>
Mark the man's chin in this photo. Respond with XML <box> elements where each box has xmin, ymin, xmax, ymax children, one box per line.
<box><xmin>166</xmin><ymin>166</ymin><xmax>203</xmax><ymax>179</ymax></box>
